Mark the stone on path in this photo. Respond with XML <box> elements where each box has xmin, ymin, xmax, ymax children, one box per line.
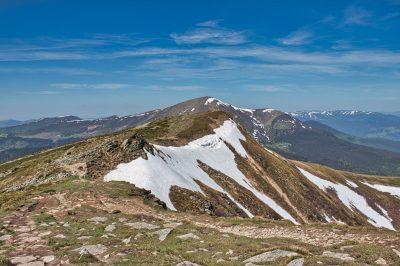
<box><xmin>87</xmin><ymin>216</ymin><xmax>107</xmax><ymax>224</ymax></box>
<box><xmin>287</xmin><ymin>258</ymin><xmax>304</xmax><ymax>266</ymax></box>
<box><xmin>77</xmin><ymin>236</ymin><xmax>91</xmax><ymax>240</ymax></box>
<box><xmin>20</xmin><ymin>261</ymin><xmax>44</xmax><ymax>266</ymax></box>
<box><xmin>375</xmin><ymin>257</ymin><xmax>387</xmax><ymax>265</ymax></box>
<box><xmin>176</xmin><ymin>233</ymin><xmax>200</xmax><ymax>240</ymax></box>
<box><xmin>244</xmin><ymin>249</ymin><xmax>299</xmax><ymax>263</ymax></box>
<box><xmin>322</xmin><ymin>251</ymin><xmax>355</xmax><ymax>261</ymax></box>
<box><xmin>163</xmin><ymin>222</ymin><xmax>182</xmax><ymax>228</ymax></box>
<box><xmin>38</xmin><ymin>231</ymin><xmax>51</xmax><ymax>237</ymax></box>
<box><xmin>0</xmin><ymin>234</ymin><xmax>11</xmax><ymax>241</ymax></box>
<box><xmin>10</xmin><ymin>255</ymin><xmax>36</xmax><ymax>264</ymax></box>
<box><xmin>42</xmin><ymin>255</ymin><xmax>55</xmax><ymax>263</ymax></box>
<box><xmin>105</xmin><ymin>224</ymin><xmax>116</xmax><ymax>232</ymax></box>
<box><xmin>122</xmin><ymin>236</ymin><xmax>131</xmax><ymax>244</ymax></box>
<box><xmin>125</xmin><ymin>222</ymin><xmax>159</xmax><ymax>230</ymax></box>
<box><xmin>153</xmin><ymin>228</ymin><xmax>173</xmax><ymax>241</ymax></box>
<box><xmin>176</xmin><ymin>261</ymin><xmax>202</xmax><ymax>266</ymax></box>
<box><xmin>74</xmin><ymin>244</ymin><xmax>107</xmax><ymax>255</ymax></box>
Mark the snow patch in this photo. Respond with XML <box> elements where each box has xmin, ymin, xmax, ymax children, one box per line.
<box><xmin>262</xmin><ymin>109</ymin><xmax>275</xmax><ymax>113</ymax></box>
<box><xmin>363</xmin><ymin>183</ymin><xmax>400</xmax><ymax>199</ymax></box>
<box><xmin>104</xmin><ymin>120</ymin><xmax>297</xmax><ymax>224</ymax></box>
<box><xmin>298</xmin><ymin>168</ymin><xmax>394</xmax><ymax>230</ymax></box>
<box><xmin>346</xmin><ymin>180</ymin><xmax>358</xmax><ymax>188</ymax></box>
<box><xmin>204</xmin><ymin>97</ymin><xmax>228</xmax><ymax>106</ymax></box>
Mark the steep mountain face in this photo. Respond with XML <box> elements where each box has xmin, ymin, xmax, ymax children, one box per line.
<box><xmin>154</xmin><ymin>97</ymin><xmax>400</xmax><ymax>176</ymax></box>
<box><xmin>1</xmin><ymin>111</ymin><xmax>399</xmax><ymax>231</ymax></box>
<box><xmin>290</xmin><ymin>110</ymin><xmax>400</xmax><ymax>141</ymax></box>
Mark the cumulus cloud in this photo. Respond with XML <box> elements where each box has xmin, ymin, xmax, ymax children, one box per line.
<box><xmin>277</xmin><ymin>28</ymin><xmax>315</xmax><ymax>46</ymax></box>
<box><xmin>170</xmin><ymin>20</ymin><xmax>247</xmax><ymax>45</ymax></box>
<box><xmin>50</xmin><ymin>83</ymin><xmax>130</xmax><ymax>90</ymax></box>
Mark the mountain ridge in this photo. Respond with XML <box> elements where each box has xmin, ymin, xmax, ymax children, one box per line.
<box><xmin>1</xmin><ymin>111</ymin><xmax>399</xmax><ymax>231</ymax></box>
<box><xmin>290</xmin><ymin>110</ymin><xmax>400</xmax><ymax>141</ymax></box>
<box><xmin>1</xmin><ymin>96</ymin><xmax>400</xmax><ymax>176</ymax></box>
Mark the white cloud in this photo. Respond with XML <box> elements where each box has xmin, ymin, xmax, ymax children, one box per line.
<box><xmin>196</xmin><ymin>20</ymin><xmax>221</xmax><ymax>27</ymax></box>
<box><xmin>343</xmin><ymin>6</ymin><xmax>372</xmax><ymax>25</ymax></box>
<box><xmin>170</xmin><ymin>20</ymin><xmax>247</xmax><ymax>45</ymax></box>
<box><xmin>245</xmin><ymin>85</ymin><xmax>291</xmax><ymax>92</ymax></box>
<box><xmin>147</xmin><ymin>85</ymin><xmax>205</xmax><ymax>91</ymax></box>
<box><xmin>277</xmin><ymin>29</ymin><xmax>315</xmax><ymax>46</ymax></box>
<box><xmin>50</xmin><ymin>83</ymin><xmax>130</xmax><ymax>90</ymax></box>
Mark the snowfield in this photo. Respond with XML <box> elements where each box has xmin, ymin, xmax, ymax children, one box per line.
<box><xmin>363</xmin><ymin>182</ymin><xmax>400</xmax><ymax>199</ymax></box>
<box><xmin>104</xmin><ymin>120</ymin><xmax>297</xmax><ymax>224</ymax></box>
<box><xmin>298</xmin><ymin>168</ymin><xmax>394</xmax><ymax>230</ymax></box>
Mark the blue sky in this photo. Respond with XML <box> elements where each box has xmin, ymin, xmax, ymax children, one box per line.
<box><xmin>0</xmin><ymin>0</ymin><xmax>399</xmax><ymax>119</ymax></box>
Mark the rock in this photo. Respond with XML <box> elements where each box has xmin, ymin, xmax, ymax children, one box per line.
<box><xmin>10</xmin><ymin>255</ymin><xmax>36</xmax><ymax>264</ymax></box>
<box><xmin>125</xmin><ymin>222</ymin><xmax>159</xmax><ymax>230</ymax></box>
<box><xmin>74</xmin><ymin>244</ymin><xmax>107</xmax><ymax>255</ymax></box>
<box><xmin>212</xmin><ymin>252</ymin><xmax>223</xmax><ymax>258</ymax></box>
<box><xmin>77</xmin><ymin>236</ymin><xmax>92</xmax><ymax>240</ymax></box>
<box><xmin>22</xmin><ymin>236</ymin><xmax>41</xmax><ymax>243</ymax></box>
<box><xmin>226</xmin><ymin>249</ymin><xmax>234</xmax><ymax>255</ymax></box>
<box><xmin>87</xmin><ymin>216</ymin><xmax>107</xmax><ymax>224</ymax></box>
<box><xmin>54</xmin><ymin>234</ymin><xmax>66</xmax><ymax>239</ymax></box>
<box><xmin>163</xmin><ymin>222</ymin><xmax>182</xmax><ymax>228</ymax></box>
<box><xmin>287</xmin><ymin>258</ymin><xmax>304</xmax><ymax>266</ymax></box>
<box><xmin>0</xmin><ymin>234</ymin><xmax>11</xmax><ymax>241</ymax></box>
<box><xmin>122</xmin><ymin>236</ymin><xmax>132</xmax><ymax>244</ymax></box>
<box><xmin>177</xmin><ymin>233</ymin><xmax>200</xmax><ymax>240</ymax></box>
<box><xmin>38</xmin><ymin>231</ymin><xmax>51</xmax><ymax>237</ymax></box>
<box><xmin>176</xmin><ymin>261</ymin><xmax>202</xmax><ymax>266</ymax></box>
<box><xmin>105</xmin><ymin>224</ymin><xmax>116</xmax><ymax>232</ymax></box>
<box><xmin>322</xmin><ymin>251</ymin><xmax>355</xmax><ymax>261</ymax></box>
<box><xmin>393</xmin><ymin>248</ymin><xmax>400</xmax><ymax>257</ymax></box>
<box><xmin>42</xmin><ymin>255</ymin><xmax>55</xmax><ymax>263</ymax></box>
<box><xmin>118</xmin><ymin>217</ymin><xmax>128</xmax><ymax>223</ymax></box>
<box><xmin>153</xmin><ymin>228</ymin><xmax>173</xmax><ymax>241</ymax></box>
<box><xmin>375</xmin><ymin>257</ymin><xmax>387</xmax><ymax>265</ymax></box>
<box><xmin>20</xmin><ymin>262</ymin><xmax>44</xmax><ymax>266</ymax></box>
<box><xmin>217</xmin><ymin>259</ymin><xmax>226</xmax><ymax>263</ymax></box>
<box><xmin>244</xmin><ymin>249</ymin><xmax>299</xmax><ymax>263</ymax></box>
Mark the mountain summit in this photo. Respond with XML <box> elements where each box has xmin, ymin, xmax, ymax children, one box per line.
<box><xmin>1</xmin><ymin>96</ymin><xmax>400</xmax><ymax>176</ymax></box>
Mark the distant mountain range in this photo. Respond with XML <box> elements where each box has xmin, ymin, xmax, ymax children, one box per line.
<box><xmin>0</xmin><ymin>119</ymin><xmax>28</xmax><ymax>128</ymax></box>
<box><xmin>290</xmin><ymin>110</ymin><xmax>400</xmax><ymax>141</ymax></box>
<box><xmin>1</xmin><ymin>97</ymin><xmax>400</xmax><ymax>176</ymax></box>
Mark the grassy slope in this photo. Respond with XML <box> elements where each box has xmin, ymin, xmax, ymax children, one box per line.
<box><xmin>1</xmin><ymin>111</ymin><xmax>400</xmax><ymax>264</ymax></box>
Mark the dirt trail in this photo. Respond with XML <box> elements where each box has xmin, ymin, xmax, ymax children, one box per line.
<box><xmin>0</xmin><ymin>201</ymin><xmax>60</xmax><ymax>265</ymax></box>
<box><xmin>191</xmin><ymin>220</ymin><xmax>399</xmax><ymax>247</ymax></box>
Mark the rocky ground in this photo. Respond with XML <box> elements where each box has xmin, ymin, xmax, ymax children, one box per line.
<box><xmin>0</xmin><ymin>178</ymin><xmax>400</xmax><ymax>265</ymax></box>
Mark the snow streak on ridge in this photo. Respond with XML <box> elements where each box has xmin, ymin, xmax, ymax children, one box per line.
<box><xmin>104</xmin><ymin>120</ymin><xmax>297</xmax><ymax>224</ymax></box>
